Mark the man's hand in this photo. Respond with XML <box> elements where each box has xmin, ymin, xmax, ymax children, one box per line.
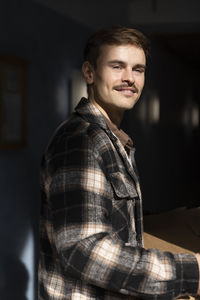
<box><xmin>195</xmin><ymin>253</ymin><xmax>200</xmax><ymax>295</ymax></box>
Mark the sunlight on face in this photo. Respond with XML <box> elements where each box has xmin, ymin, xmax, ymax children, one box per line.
<box><xmin>89</xmin><ymin>44</ymin><xmax>146</xmax><ymax>123</ymax></box>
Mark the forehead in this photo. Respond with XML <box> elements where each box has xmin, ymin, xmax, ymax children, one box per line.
<box><xmin>97</xmin><ymin>44</ymin><xmax>146</xmax><ymax>65</ymax></box>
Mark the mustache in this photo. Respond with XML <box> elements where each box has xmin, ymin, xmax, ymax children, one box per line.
<box><xmin>113</xmin><ymin>83</ymin><xmax>139</xmax><ymax>93</ymax></box>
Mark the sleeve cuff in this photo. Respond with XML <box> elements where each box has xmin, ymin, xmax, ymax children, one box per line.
<box><xmin>174</xmin><ymin>253</ymin><xmax>199</xmax><ymax>296</ymax></box>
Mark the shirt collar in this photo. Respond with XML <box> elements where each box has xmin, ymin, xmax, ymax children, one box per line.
<box><xmin>75</xmin><ymin>98</ymin><xmax>134</xmax><ymax>151</ymax></box>
<box><xmin>103</xmin><ymin>116</ymin><xmax>134</xmax><ymax>151</ymax></box>
<box><xmin>75</xmin><ymin>97</ymin><xmax>108</xmax><ymax>129</ymax></box>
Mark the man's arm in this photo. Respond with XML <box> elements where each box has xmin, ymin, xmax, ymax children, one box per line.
<box><xmin>43</xmin><ymin>133</ymin><xmax>199</xmax><ymax>299</ymax></box>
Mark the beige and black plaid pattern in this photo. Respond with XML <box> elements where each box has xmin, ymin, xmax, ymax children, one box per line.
<box><xmin>39</xmin><ymin>98</ymin><xmax>199</xmax><ymax>299</ymax></box>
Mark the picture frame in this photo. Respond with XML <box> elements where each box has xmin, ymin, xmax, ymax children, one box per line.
<box><xmin>0</xmin><ymin>56</ymin><xmax>29</xmax><ymax>149</ymax></box>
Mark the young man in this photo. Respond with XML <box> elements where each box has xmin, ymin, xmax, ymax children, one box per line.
<box><xmin>39</xmin><ymin>26</ymin><xmax>200</xmax><ymax>299</ymax></box>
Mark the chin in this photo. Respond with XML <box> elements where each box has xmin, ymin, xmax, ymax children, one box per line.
<box><xmin>124</xmin><ymin>101</ymin><xmax>138</xmax><ymax>110</ymax></box>
<box><xmin>125</xmin><ymin>105</ymin><xmax>136</xmax><ymax>111</ymax></box>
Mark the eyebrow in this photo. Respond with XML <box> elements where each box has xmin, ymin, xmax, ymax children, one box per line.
<box><xmin>107</xmin><ymin>60</ymin><xmax>146</xmax><ymax>69</ymax></box>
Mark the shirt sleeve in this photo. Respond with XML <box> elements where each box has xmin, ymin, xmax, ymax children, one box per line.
<box><xmin>43</xmin><ymin>132</ymin><xmax>199</xmax><ymax>299</ymax></box>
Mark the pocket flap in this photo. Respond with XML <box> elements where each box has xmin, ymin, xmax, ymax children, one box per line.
<box><xmin>109</xmin><ymin>172</ymin><xmax>138</xmax><ymax>199</ymax></box>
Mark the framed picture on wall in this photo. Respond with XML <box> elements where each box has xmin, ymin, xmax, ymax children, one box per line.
<box><xmin>0</xmin><ymin>56</ymin><xmax>29</xmax><ymax>149</ymax></box>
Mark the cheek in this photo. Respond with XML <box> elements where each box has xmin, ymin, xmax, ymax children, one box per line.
<box><xmin>137</xmin><ymin>77</ymin><xmax>145</xmax><ymax>89</ymax></box>
<box><xmin>94</xmin><ymin>78</ymin><xmax>110</xmax><ymax>99</ymax></box>
<box><xmin>98</xmin><ymin>77</ymin><xmax>112</xmax><ymax>94</ymax></box>
<box><xmin>135</xmin><ymin>79</ymin><xmax>144</xmax><ymax>98</ymax></box>
<box><xmin>95</xmin><ymin>70</ymin><xmax>120</xmax><ymax>94</ymax></box>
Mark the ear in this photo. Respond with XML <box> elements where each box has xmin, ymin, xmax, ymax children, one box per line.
<box><xmin>82</xmin><ymin>61</ymin><xmax>94</xmax><ymax>84</ymax></box>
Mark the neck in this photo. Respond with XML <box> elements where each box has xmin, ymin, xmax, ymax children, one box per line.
<box><xmin>88</xmin><ymin>88</ymin><xmax>124</xmax><ymax>127</ymax></box>
<box><xmin>89</xmin><ymin>96</ymin><xmax>123</xmax><ymax>128</ymax></box>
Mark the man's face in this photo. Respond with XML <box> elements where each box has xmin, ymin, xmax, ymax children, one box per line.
<box><xmin>85</xmin><ymin>44</ymin><xmax>146</xmax><ymax>120</ymax></box>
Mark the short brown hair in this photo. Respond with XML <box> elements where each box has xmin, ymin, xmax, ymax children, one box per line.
<box><xmin>83</xmin><ymin>26</ymin><xmax>150</xmax><ymax>68</ymax></box>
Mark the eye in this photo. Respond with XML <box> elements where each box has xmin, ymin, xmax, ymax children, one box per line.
<box><xmin>134</xmin><ymin>68</ymin><xmax>145</xmax><ymax>74</ymax></box>
<box><xmin>113</xmin><ymin>65</ymin><xmax>121</xmax><ymax>69</ymax></box>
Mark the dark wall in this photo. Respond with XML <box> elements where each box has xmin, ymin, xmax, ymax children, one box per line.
<box><xmin>1</xmin><ymin>0</ymin><xmax>200</xmax><ymax>299</ymax></box>
<box><xmin>122</xmin><ymin>38</ymin><xmax>200</xmax><ymax>213</ymax></box>
<box><xmin>0</xmin><ymin>0</ymin><xmax>91</xmax><ymax>299</ymax></box>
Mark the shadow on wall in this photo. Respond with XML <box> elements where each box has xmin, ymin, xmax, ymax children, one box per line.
<box><xmin>0</xmin><ymin>254</ymin><xmax>28</xmax><ymax>300</ymax></box>
<box><xmin>0</xmin><ymin>0</ymin><xmax>93</xmax><ymax>299</ymax></box>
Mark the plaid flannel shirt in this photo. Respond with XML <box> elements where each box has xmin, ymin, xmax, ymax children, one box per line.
<box><xmin>38</xmin><ymin>98</ymin><xmax>199</xmax><ymax>299</ymax></box>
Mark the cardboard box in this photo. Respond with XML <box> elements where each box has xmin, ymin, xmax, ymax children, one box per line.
<box><xmin>144</xmin><ymin>207</ymin><xmax>200</xmax><ymax>299</ymax></box>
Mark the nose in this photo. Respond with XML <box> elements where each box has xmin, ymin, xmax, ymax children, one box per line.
<box><xmin>122</xmin><ymin>68</ymin><xmax>135</xmax><ymax>85</ymax></box>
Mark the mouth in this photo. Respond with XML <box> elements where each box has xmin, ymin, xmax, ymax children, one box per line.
<box><xmin>113</xmin><ymin>84</ymin><xmax>138</xmax><ymax>96</ymax></box>
<box><xmin>114</xmin><ymin>87</ymin><xmax>137</xmax><ymax>96</ymax></box>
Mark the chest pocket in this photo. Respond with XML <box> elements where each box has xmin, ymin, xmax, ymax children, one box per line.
<box><xmin>109</xmin><ymin>172</ymin><xmax>138</xmax><ymax>243</ymax></box>
<box><xmin>109</xmin><ymin>171</ymin><xmax>138</xmax><ymax>199</ymax></box>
